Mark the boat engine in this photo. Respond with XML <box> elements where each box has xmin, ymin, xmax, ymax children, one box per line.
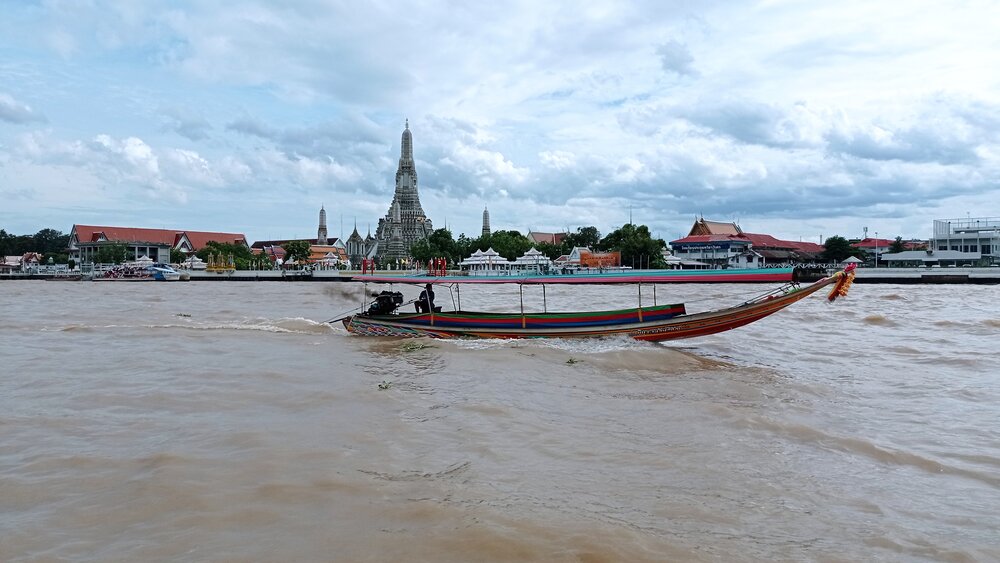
<box><xmin>367</xmin><ymin>290</ymin><xmax>404</xmax><ymax>315</ymax></box>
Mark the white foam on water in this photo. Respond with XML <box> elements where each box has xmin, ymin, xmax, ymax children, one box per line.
<box><xmin>451</xmin><ymin>333</ymin><xmax>655</xmax><ymax>354</ymax></box>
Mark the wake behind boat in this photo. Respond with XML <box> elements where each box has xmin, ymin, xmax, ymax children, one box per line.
<box><xmin>337</xmin><ymin>265</ymin><xmax>857</xmax><ymax>342</ymax></box>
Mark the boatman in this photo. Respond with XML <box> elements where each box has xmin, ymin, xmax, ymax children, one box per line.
<box><xmin>416</xmin><ymin>283</ymin><xmax>435</xmax><ymax>313</ymax></box>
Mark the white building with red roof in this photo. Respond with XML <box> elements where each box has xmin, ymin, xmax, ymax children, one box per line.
<box><xmin>68</xmin><ymin>224</ymin><xmax>248</xmax><ymax>264</ymax></box>
<box><xmin>670</xmin><ymin>219</ymin><xmax>826</xmax><ymax>268</ymax></box>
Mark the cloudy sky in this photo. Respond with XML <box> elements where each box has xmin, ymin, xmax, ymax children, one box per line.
<box><xmin>2</xmin><ymin>0</ymin><xmax>999</xmax><ymax>243</ymax></box>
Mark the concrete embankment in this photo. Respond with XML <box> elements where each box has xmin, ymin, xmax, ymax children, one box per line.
<box><xmin>847</xmin><ymin>267</ymin><xmax>1000</xmax><ymax>284</ymax></box>
<box><xmin>187</xmin><ymin>270</ymin><xmax>355</xmax><ymax>281</ymax></box>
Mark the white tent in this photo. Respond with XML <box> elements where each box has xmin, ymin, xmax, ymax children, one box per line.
<box><xmin>183</xmin><ymin>255</ymin><xmax>207</xmax><ymax>270</ymax></box>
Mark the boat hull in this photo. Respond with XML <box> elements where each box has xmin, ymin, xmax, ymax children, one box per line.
<box><xmin>342</xmin><ymin>272</ymin><xmax>847</xmax><ymax>342</ymax></box>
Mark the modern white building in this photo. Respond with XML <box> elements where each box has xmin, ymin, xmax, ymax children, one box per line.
<box><xmin>930</xmin><ymin>217</ymin><xmax>999</xmax><ymax>264</ymax></box>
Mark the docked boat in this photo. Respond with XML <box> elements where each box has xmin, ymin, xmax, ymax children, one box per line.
<box><xmin>92</xmin><ymin>262</ymin><xmax>183</xmax><ymax>281</ymax></box>
<box><xmin>337</xmin><ymin>265</ymin><xmax>857</xmax><ymax>341</ymax></box>
<box><xmin>44</xmin><ymin>273</ymin><xmax>83</xmax><ymax>281</ymax></box>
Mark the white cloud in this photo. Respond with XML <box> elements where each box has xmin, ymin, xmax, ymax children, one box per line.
<box><xmin>440</xmin><ymin>144</ymin><xmax>529</xmax><ymax>186</ymax></box>
<box><xmin>161</xmin><ymin>148</ymin><xmax>221</xmax><ymax>187</ymax></box>
<box><xmin>539</xmin><ymin>150</ymin><xmax>577</xmax><ymax>170</ymax></box>
<box><xmin>0</xmin><ymin>93</ymin><xmax>46</xmax><ymax>124</ymax></box>
<box><xmin>92</xmin><ymin>134</ymin><xmax>161</xmax><ymax>178</ymax></box>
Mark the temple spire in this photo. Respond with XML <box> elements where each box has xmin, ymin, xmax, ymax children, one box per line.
<box><xmin>317</xmin><ymin>205</ymin><xmax>328</xmax><ymax>245</ymax></box>
<box><xmin>376</xmin><ymin>120</ymin><xmax>433</xmax><ymax>262</ymax></box>
<box><xmin>400</xmin><ymin>119</ymin><xmax>413</xmax><ymax>163</ymax></box>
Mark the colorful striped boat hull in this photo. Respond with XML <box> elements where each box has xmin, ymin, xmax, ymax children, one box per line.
<box><xmin>342</xmin><ymin>270</ymin><xmax>853</xmax><ymax>342</ymax></box>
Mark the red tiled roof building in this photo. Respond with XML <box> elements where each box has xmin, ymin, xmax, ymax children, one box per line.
<box><xmin>671</xmin><ymin>219</ymin><xmax>825</xmax><ymax>267</ymax></box>
<box><xmin>68</xmin><ymin>224</ymin><xmax>249</xmax><ymax>264</ymax></box>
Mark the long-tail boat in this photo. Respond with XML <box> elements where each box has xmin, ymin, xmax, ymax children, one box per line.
<box><xmin>337</xmin><ymin>265</ymin><xmax>856</xmax><ymax>342</ymax></box>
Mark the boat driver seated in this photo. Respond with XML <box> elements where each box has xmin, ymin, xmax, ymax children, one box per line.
<box><xmin>415</xmin><ymin>283</ymin><xmax>435</xmax><ymax>313</ymax></box>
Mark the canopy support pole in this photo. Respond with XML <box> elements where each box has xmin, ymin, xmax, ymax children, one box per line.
<box><xmin>456</xmin><ymin>284</ymin><xmax>461</xmax><ymax>311</ymax></box>
<box><xmin>520</xmin><ymin>284</ymin><xmax>526</xmax><ymax>328</ymax></box>
<box><xmin>638</xmin><ymin>283</ymin><xmax>643</xmax><ymax>322</ymax></box>
<box><xmin>430</xmin><ymin>287</ymin><xmax>435</xmax><ymax>326</ymax></box>
<box><xmin>542</xmin><ymin>284</ymin><xmax>547</xmax><ymax>313</ymax></box>
<box><xmin>653</xmin><ymin>284</ymin><xmax>657</xmax><ymax>306</ymax></box>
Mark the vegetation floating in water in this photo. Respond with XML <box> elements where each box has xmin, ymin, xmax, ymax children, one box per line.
<box><xmin>400</xmin><ymin>341</ymin><xmax>434</xmax><ymax>352</ymax></box>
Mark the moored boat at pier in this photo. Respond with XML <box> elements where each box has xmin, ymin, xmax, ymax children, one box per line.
<box><xmin>92</xmin><ymin>262</ymin><xmax>183</xmax><ymax>281</ymax></box>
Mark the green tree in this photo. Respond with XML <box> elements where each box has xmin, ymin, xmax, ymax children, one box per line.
<box><xmin>822</xmin><ymin>236</ymin><xmax>865</xmax><ymax>262</ymax></box>
<box><xmin>600</xmin><ymin>223</ymin><xmax>666</xmax><ymax>269</ymax></box>
<box><xmin>535</xmin><ymin>241</ymin><xmax>563</xmax><ymax>260</ymax></box>
<box><xmin>95</xmin><ymin>242</ymin><xmax>130</xmax><ymax>264</ymax></box>
<box><xmin>170</xmin><ymin>248</ymin><xmax>187</xmax><ymax>264</ymax></box>
<box><xmin>562</xmin><ymin>226</ymin><xmax>601</xmax><ymax>252</ymax></box>
<box><xmin>194</xmin><ymin>241</ymin><xmax>269</xmax><ymax>270</ymax></box>
<box><xmin>409</xmin><ymin>238</ymin><xmax>434</xmax><ymax>263</ymax></box>
<box><xmin>485</xmin><ymin>230</ymin><xmax>533</xmax><ymax>261</ymax></box>
<box><xmin>455</xmin><ymin>233</ymin><xmax>474</xmax><ymax>262</ymax></box>
<box><xmin>41</xmin><ymin>252</ymin><xmax>69</xmax><ymax>264</ymax></box>
<box><xmin>0</xmin><ymin>229</ymin><xmax>10</xmax><ymax>256</ymax></box>
<box><xmin>410</xmin><ymin>228</ymin><xmax>459</xmax><ymax>264</ymax></box>
<box><xmin>0</xmin><ymin>228</ymin><xmax>70</xmax><ymax>256</ymax></box>
<box><xmin>33</xmin><ymin>229</ymin><xmax>70</xmax><ymax>254</ymax></box>
<box><xmin>282</xmin><ymin>240</ymin><xmax>311</xmax><ymax>265</ymax></box>
<box><xmin>889</xmin><ymin>236</ymin><xmax>906</xmax><ymax>254</ymax></box>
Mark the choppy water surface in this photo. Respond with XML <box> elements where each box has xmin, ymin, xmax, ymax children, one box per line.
<box><xmin>1</xmin><ymin>280</ymin><xmax>998</xmax><ymax>561</ymax></box>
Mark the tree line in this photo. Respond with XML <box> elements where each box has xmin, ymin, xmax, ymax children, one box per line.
<box><xmin>821</xmin><ymin>235</ymin><xmax>908</xmax><ymax>262</ymax></box>
<box><xmin>2</xmin><ymin>225</ymin><xmax>911</xmax><ymax>270</ymax></box>
<box><xmin>0</xmin><ymin>228</ymin><xmax>71</xmax><ymax>264</ymax></box>
<box><xmin>408</xmin><ymin>223</ymin><xmax>669</xmax><ymax>269</ymax></box>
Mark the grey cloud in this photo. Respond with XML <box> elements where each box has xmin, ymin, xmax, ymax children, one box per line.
<box><xmin>675</xmin><ymin>99</ymin><xmax>800</xmax><ymax>147</ymax></box>
<box><xmin>656</xmin><ymin>41</ymin><xmax>697</xmax><ymax>77</ymax></box>
<box><xmin>674</xmin><ymin>96</ymin><xmax>998</xmax><ymax>169</ymax></box>
<box><xmin>226</xmin><ymin>116</ymin><xmax>277</xmax><ymax>140</ymax></box>
<box><xmin>0</xmin><ymin>93</ymin><xmax>46</xmax><ymax>123</ymax></box>
<box><xmin>226</xmin><ymin>114</ymin><xmax>384</xmax><ymax>155</ymax></box>
<box><xmin>825</xmin><ymin>125</ymin><xmax>979</xmax><ymax>165</ymax></box>
<box><xmin>160</xmin><ymin>106</ymin><xmax>212</xmax><ymax>141</ymax></box>
<box><xmin>825</xmin><ymin>99</ymin><xmax>999</xmax><ymax>165</ymax></box>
